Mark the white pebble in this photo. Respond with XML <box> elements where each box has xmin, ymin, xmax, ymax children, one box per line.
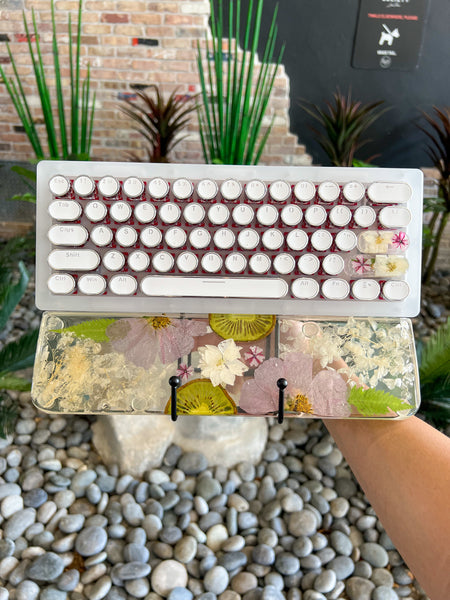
<box><xmin>0</xmin><ymin>556</ymin><xmax>19</xmax><ymax>579</ymax></box>
<box><xmin>1</xmin><ymin>495</ymin><xmax>23</xmax><ymax>519</ymax></box>
<box><xmin>206</xmin><ymin>524</ymin><xmax>228</xmax><ymax>552</ymax></box>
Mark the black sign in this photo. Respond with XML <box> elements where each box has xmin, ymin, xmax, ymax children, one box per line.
<box><xmin>352</xmin><ymin>0</ymin><xmax>430</xmax><ymax>70</ymax></box>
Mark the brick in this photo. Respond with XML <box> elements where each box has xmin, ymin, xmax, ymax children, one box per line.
<box><xmin>147</xmin><ymin>2</ymin><xmax>180</xmax><ymax>13</ymax></box>
<box><xmin>130</xmin><ymin>14</ymin><xmax>162</xmax><ymax>25</ymax></box>
<box><xmin>164</xmin><ymin>14</ymin><xmax>203</xmax><ymax>25</ymax></box>
<box><xmin>145</xmin><ymin>26</ymin><xmax>175</xmax><ymax>38</ymax></box>
<box><xmin>113</xmin><ymin>24</ymin><xmax>145</xmax><ymax>36</ymax></box>
<box><xmin>180</xmin><ymin>2</ymin><xmax>210</xmax><ymax>15</ymax></box>
<box><xmin>175</xmin><ymin>27</ymin><xmax>205</xmax><ymax>38</ymax></box>
<box><xmin>84</xmin><ymin>1</ymin><xmax>117</xmax><ymax>9</ymax></box>
<box><xmin>83</xmin><ymin>24</ymin><xmax>112</xmax><ymax>34</ymax></box>
<box><xmin>101</xmin><ymin>13</ymin><xmax>129</xmax><ymax>24</ymax></box>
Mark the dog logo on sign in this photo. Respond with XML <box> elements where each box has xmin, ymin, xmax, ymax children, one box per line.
<box><xmin>378</xmin><ymin>24</ymin><xmax>400</xmax><ymax>46</ymax></box>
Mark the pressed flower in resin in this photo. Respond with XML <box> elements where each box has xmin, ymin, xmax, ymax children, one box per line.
<box><xmin>239</xmin><ymin>352</ymin><xmax>350</xmax><ymax>417</ymax></box>
<box><xmin>106</xmin><ymin>317</ymin><xmax>208</xmax><ymax>369</ymax></box>
<box><xmin>351</xmin><ymin>255</ymin><xmax>374</xmax><ymax>274</ymax></box>
<box><xmin>176</xmin><ymin>363</ymin><xmax>194</xmax><ymax>382</ymax></box>
<box><xmin>391</xmin><ymin>231</ymin><xmax>409</xmax><ymax>250</ymax></box>
<box><xmin>198</xmin><ymin>338</ymin><xmax>247</xmax><ymax>387</ymax></box>
<box><xmin>373</xmin><ymin>255</ymin><xmax>409</xmax><ymax>277</ymax></box>
<box><xmin>244</xmin><ymin>345</ymin><xmax>265</xmax><ymax>367</ymax></box>
<box><xmin>358</xmin><ymin>231</ymin><xmax>392</xmax><ymax>253</ymax></box>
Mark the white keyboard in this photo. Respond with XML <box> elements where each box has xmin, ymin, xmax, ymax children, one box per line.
<box><xmin>36</xmin><ymin>161</ymin><xmax>423</xmax><ymax>317</ymax></box>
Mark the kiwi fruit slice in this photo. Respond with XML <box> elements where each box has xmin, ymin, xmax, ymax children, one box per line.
<box><xmin>209</xmin><ymin>314</ymin><xmax>276</xmax><ymax>342</ymax></box>
<box><xmin>164</xmin><ymin>378</ymin><xmax>237</xmax><ymax>416</ymax></box>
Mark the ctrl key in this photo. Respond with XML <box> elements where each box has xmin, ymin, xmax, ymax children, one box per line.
<box><xmin>48</xmin><ymin>273</ymin><xmax>75</xmax><ymax>294</ymax></box>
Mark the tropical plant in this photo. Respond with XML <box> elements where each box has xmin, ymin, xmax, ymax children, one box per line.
<box><xmin>0</xmin><ymin>260</ymin><xmax>39</xmax><ymax>438</ymax></box>
<box><xmin>119</xmin><ymin>86</ymin><xmax>198</xmax><ymax>163</ymax></box>
<box><xmin>418</xmin><ymin>107</ymin><xmax>450</xmax><ymax>285</ymax></box>
<box><xmin>300</xmin><ymin>88</ymin><xmax>388</xmax><ymax>167</ymax></box>
<box><xmin>196</xmin><ymin>0</ymin><xmax>284</xmax><ymax>165</ymax></box>
<box><xmin>0</xmin><ymin>0</ymin><xmax>95</xmax><ymax>161</ymax></box>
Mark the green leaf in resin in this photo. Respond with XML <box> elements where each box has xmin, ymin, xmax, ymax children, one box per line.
<box><xmin>54</xmin><ymin>318</ymin><xmax>117</xmax><ymax>343</ymax></box>
<box><xmin>348</xmin><ymin>386</ymin><xmax>412</xmax><ymax>417</ymax></box>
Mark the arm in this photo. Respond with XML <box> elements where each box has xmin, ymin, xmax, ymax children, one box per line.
<box><xmin>325</xmin><ymin>416</ymin><xmax>450</xmax><ymax>600</ymax></box>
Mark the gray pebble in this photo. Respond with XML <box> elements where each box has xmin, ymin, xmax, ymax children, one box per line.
<box><xmin>122</xmin><ymin>502</ymin><xmax>144</xmax><ymax>526</ymax></box>
<box><xmin>160</xmin><ymin>526</ymin><xmax>182</xmax><ymax>544</ymax></box>
<box><xmin>345</xmin><ymin>576</ymin><xmax>376</xmax><ymax>600</ymax></box>
<box><xmin>197</xmin><ymin>477</ymin><xmax>222</xmax><ymax>501</ymax></box>
<box><xmin>218</xmin><ymin>551</ymin><xmax>247</xmax><ymax>571</ymax></box>
<box><xmin>56</xmin><ymin>569</ymin><xmax>80</xmax><ymax>592</ymax></box>
<box><xmin>39</xmin><ymin>587</ymin><xmax>67</xmax><ymax>600</ymax></box>
<box><xmin>274</xmin><ymin>552</ymin><xmax>300</xmax><ymax>575</ymax></box>
<box><xmin>88</xmin><ymin>575</ymin><xmax>112</xmax><ymax>600</ymax></box>
<box><xmin>124</xmin><ymin>542</ymin><xmax>150</xmax><ymax>563</ymax></box>
<box><xmin>167</xmin><ymin>587</ymin><xmax>193</xmax><ymax>600</ymax></box>
<box><xmin>75</xmin><ymin>526</ymin><xmax>108</xmax><ymax>556</ymax></box>
<box><xmin>4</xmin><ymin>508</ymin><xmax>36</xmax><ymax>540</ymax></box>
<box><xmin>266</xmin><ymin>462</ymin><xmax>289</xmax><ymax>483</ymax></box>
<box><xmin>59</xmin><ymin>514</ymin><xmax>85</xmax><ymax>533</ymax></box>
<box><xmin>0</xmin><ymin>539</ymin><xmax>15</xmax><ymax>559</ymax></box>
<box><xmin>335</xmin><ymin>478</ymin><xmax>357</xmax><ymax>499</ymax></box>
<box><xmin>71</xmin><ymin>469</ymin><xmax>97</xmax><ymax>497</ymax></box>
<box><xmin>117</xmin><ymin>561</ymin><xmax>151</xmax><ymax>580</ymax></box>
<box><xmin>178</xmin><ymin>452</ymin><xmax>208</xmax><ymax>475</ymax></box>
<box><xmin>371</xmin><ymin>568</ymin><xmax>394</xmax><ymax>587</ymax></box>
<box><xmin>288</xmin><ymin>510</ymin><xmax>317</xmax><ymax>536</ymax></box>
<box><xmin>26</xmin><ymin>552</ymin><xmax>65</xmax><ymax>582</ymax></box>
<box><xmin>86</xmin><ymin>484</ymin><xmax>102</xmax><ymax>505</ymax></box>
<box><xmin>54</xmin><ymin>491</ymin><xmax>75</xmax><ymax>509</ymax></box>
<box><xmin>372</xmin><ymin>586</ymin><xmax>399</xmax><ymax>600</ymax></box>
<box><xmin>313</xmin><ymin>569</ymin><xmax>336</xmax><ymax>594</ymax></box>
<box><xmin>300</xmin><ymin>554</ymin><xmax>322</xmax><ymax>570</ymax></box>
<box><xmin>16</xmin><ymin>579</ymin><xmax>40</xmax><ymax>600</ymax></box>
<box><xmin>328</xmin><ymin>556</ymin><xmax>355</xmax><ymax>580</ymax></box>
<box><xmin>392</xmin><ymin>566</ymin><xmax>413</xmax><ymax>585</ymax></box>
<box><xmin>124</xmin><ymin>577</ymin><xmax>149</xmax><ymax>597</ymax></box>
<box><xmin>204</xmin><ymin>565</ymin><xmax>229</xmax><ymax>594</ymax></box>
<box><xmin>0</xmin><ymin>483</ymin><xmax>21</xmax><ymax>499</ymax></box>
<box><xmin>174</xmin><ymin>536</ymin><xmax>197</xmax><ymax>563</ymax></box>
<box><xmin>354</xmin><ymin>560</ymin><xmax>373</xmax><ymax>579</ymax></box>
<box><xmin>252</xmin><ymin>544</ymin><xmax>275</xmax><ymax>566</ymax></box>
<box><xmin>330</xmin><ymin>530</ymin><xmax>353</xmax><ymax>556</ymax></box>
<box><xmin>359</xmin><ymin>543</ymin><xmax>389</xmax><ymax>567</ymax></box>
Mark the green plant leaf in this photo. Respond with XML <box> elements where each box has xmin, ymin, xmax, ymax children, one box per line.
<box><xmin>419</xmin><ymin>317</ymin><xmax>450</xmax><ymax>385</ymax></box>
<box><xmin>0</xmin><ymin>373</ymin><xmax>32</xmax><ymax>392</ymax></box>
<box><xmin>55</xmin><ymin>318</ymin><xmax>117</xmax><ymax>342</ymax></box>
<box><xmin>0</xmin><ymin>262</ymin><xmax>29</xmax><ymax>331</ymax></box>
<box><xmin>0</xmin><ymin>328</ymin><xmax>39</xmax><ymax>374</ymax></box>
<box><xmin>0</xmin><ymin>392</ymin><xmax>19</xmax><ymax>439</ymax></box>
<box><xmin>348</xmin><ymin>386</ymin><xmax>412</xmax><ymax>417</ymax></box>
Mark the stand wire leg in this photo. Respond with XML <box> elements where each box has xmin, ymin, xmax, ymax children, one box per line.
<box><xmin>169</xmin><ymin>376</ymin><xmax>181</xmax><ymax>422</ymax></box>
<box><xmin>277</xmin><ymin>378</ymin><xmax>288</xmax><ymax>424</ymax></box>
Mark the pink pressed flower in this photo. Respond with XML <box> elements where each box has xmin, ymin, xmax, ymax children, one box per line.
<box><xmin>244</xmin><ymin>346</ymin><xmax>265</xmax><ymax>367</ymax></box>
<box><xmin>176</xmin><ymin>363</ymin><xmax>194</xmax><ymax>381</ymax></box>
<box><xmin>239</xmin><ymin>352</ymin><xmax>350</xmax><ymax>417</ymax></box>
<box><xmin>106</xmin><ymin>317</ymin><xmax>208</xmax><ymax>369</ymax></box>
<box><xmin>351</xmin><ymin>255</ymin><xmax>373</xmax><ymax>274</ymax></box>
<box><xmin>391</xmin><ymin>231</ymin><xmax>409</xmax><ymax>250</ymax></box>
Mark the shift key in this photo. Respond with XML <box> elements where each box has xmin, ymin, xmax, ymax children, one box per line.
<box><xmin>48</xmin><ymin>249</ymin><xmax>100</xmax><ymax>271</ymax></box>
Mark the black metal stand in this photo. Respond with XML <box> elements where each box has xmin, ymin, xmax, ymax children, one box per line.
<box><xmin>277</xmin><ymin>378</ymin><xmax>288</xmax><ymax>424</ymax></box>
<box><xmin>169</xmin><ymin>376</ymin><xmax>181</xmax><ymax>422</ymax></box>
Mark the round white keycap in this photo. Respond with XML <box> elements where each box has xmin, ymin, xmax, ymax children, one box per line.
<box><xmin>159</xmin><ymin>203</ymin><xmax>181</xmax><ymax>224</ymax></box>
<box><xmin>134</xmin><ymin>202</ymin><xmax>156</xmax><ymax>224</ymax></box>
<box><xmin>249</xmin><ymin>253</ymin><xmax>271</xmax><ymax>274</ymax></box>
<box><xmin>322</xmin><ymin>278</ymin><xmax>350</xmax><ymax>300</ymax></box>
<box><xmin>245</xmin><ymin>180</ymin><xmax>266</xmax><ymax>202</ymax></box>
<box><xmin>85</xmin><ymin>201</ymin><xmax>107</xmax><ymax>222</ymax></box>
<box><xmin>343</xmin><ymin>181</ymin><xmax>365</xmax><ymax>202</ymax></box>
<box><xmin>225</xmin><ymin>252</ymin><xmax>247</xmax><ymax>273</ymax></box>
<box><xmin>310</xmin><ymin>230</ymin><xmax>333</xmax><ymax>252</ymax></box>
<box><xmin>90</xmin><ymin>226</ymin><xmax>113</xmax><ymax>247</ymax></box>
<box><xmin>281</xmin><ymin>205</ymin><xmax>302</xmax><ymax>226</ymax></box>
<box><xmin>257</xmin><ymin>205</ymin><xmax>279</xmax><ymax>226</ymax></box>
<box><xmin>109</xmin><ymin>275</ymin><xmax>137</xmax><ymax>295</ymax></box>
<box><xmin>110</xmin><ymin>201</ymin><xmax>132</xmax><ymax>223</ymax></box>
<box><xmin>128</xmin><ymin>250</ymin><xmax>150</xmax><ymax>272</ymax></box>
<box><xmin>221</xmin><ymin>179</ymin><xmax>242</xmax><ymax>200</ymax></box>
<box><xmin>49</xmin><ymin>200</ymin><xmax>81</xmax><ymax>221</ymax></box>
<box><xmin>184</xmin><ymin>203</ymin><xmax>206</xmax><ymax>225</ymax></box>
<box><xmin>201</xmin><ymin>252</ymin><xmax>223</xmax><ymax>273</ymax></box>
<box><xmin>98</xmin><ymin>176</ymin><xmax>119</xmax><ymax>197</ymax></box>
<box><xmin>172</xmin><ymin>178</ymin><xmax>193</xmax><ymax>200</ymax></box>
<box><xmin>294</xmin><ymin>180</ymin><xmax>315</xmax><ymax>202</ymax></box>
<box><xmin>197</xmin><ymin>179</ymin><xmax>218</xmax><ymax>201</ymax></box>
<box><xmin>318</xmin><ymin>181</ymin><xmax>340</xmax><ymax>202</ymax></box>
<box><xmin>148</xmin><ymin>177</ymin><xmax>169</xmax><ymax>199</ymax></box>
<box><xmin>232</xmin><ymin>204</ymin><xmax>254</xmax><ymax>226</ymax></box>
<box><xmin>329</xmin><ymin>205</ymin><xmax>352</xmax><ymax>227</ymax></box>
<box><xmin>102</xmin><ymin>250</ymin><xmax>125</xmax><ymax>271</ymax></box>
<box><xmin>152</xmin><ymin>251</ymin><xmax>174</xmax><ymax>273</ymax></box>
<box><xmin>123</xmin><ymin>176</ymin><xmax>144</xmax><ymax>198</ymax></box>
<box><xmin>382</xmin><ymin>280</ymin><xmax>410</xmax><ymax>301</ymax></box>
<box><xmin>214</xmin><ymin>228</ymin><xmax>235</xmax><ymax>249</ymax></box>
<box><xmin>208</xmin><ymin>204</ymin><xmax>230</xmax><ymax>225</ymax></box>
<box><xmin>78</xmin><ymin>274</ymin><xmax>107</xmax><ymax>295</ymax></box>
<box><xmin>116</xmin><ymin>226</ymin><xmax>138</xmax><ymax>247</ymax></box>
<box><xmin>237</xmin><ymin>229</ymin><xmax>259</xmax><ymax>250</ymax></box>
<box><xmin>354</xmin><ymin>206</ymin><xmax>376</xmax><ymax>228</ymax></box>
<box><xmin>298</xmin><ymin>254</ymin><xmax>320</xmax><ymax>275</ymax></box>
<box><xmin>176</xmin><ymin>251</ymin><xmax>198</xmax><ymax>273</ymax></box>
<box><xmin>269</xmin><ymin>180</ymin><xmax>291</xmax><ymax>202</ymax></box>
<box><xmin>49</xmin><ymin>175</ymin><xmax>70</xmax><ymax>197</ymax></box>
<box><xmin>379</xmin><ymin>206</ymin><xmax>412</xmax><ymax>228</ymax></box>
<box><xmin>262</xmin><ymin>229</ymin><xmax>284</xmax><ymax>250</ymax></box>
<box><xmin>165</xmin><ymin>227</ymin><xmax>187</xmax><ymax>248</ymax></box>
<box><xmin>140</xmin><ymin>226</ymin><xmax>162</xmax><ymax>248</ymax></box>
<box><xmin>47</xmin><ymin>273</ymin><xmax>75</xmax><ymax>295</ymax></box>
<box><xmin>73</xmin><ymin>175</ymin><xmax>95</xmax><ymax>197</ymax></box>
<box><xmin>189</xmin><ymin>227</ymin><xmax>211</xmax><ymax>249</ymax></box>
<box><xmin>273</xmin><ymin>253</ymin><xmax>295</xmax><ymax>274</ymax></box>
<box><xmin>292</xmin><ymin>278</ymin><xmax>320</xmax><ymax>299</ymax></box>
<box><xmin>352</xmin><ymin>279</ymin><xmax>381</xmax><ymax>301</ymax></box>
<box><xmin>305</xmin><ymin>205</ymin><xmax>327</xmax><ymax>227</ymax></box>
<box><xmin>335</xmin><ymin>229</ymin><xmax>357</xmax><ymax>252</ymax></box>
<box><xmin>286</xmin><ymin>230</ymin><xmax>308</xmax><ymax>251</ymax></box>
<box><xmin>322</xmin><ymin>254</ymin><xmax>345</xmax><ymax>275</ymax></box>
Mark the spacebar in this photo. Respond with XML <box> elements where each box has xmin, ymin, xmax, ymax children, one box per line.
<box><xmin>141</xmin><ymin>276</ymin><xmax>288</xmax><ymax>298</ymax></box>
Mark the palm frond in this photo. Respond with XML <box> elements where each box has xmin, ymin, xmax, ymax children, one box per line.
<box><xmin>0</xmin><ymin>262</ymin><xmax>29</xmax><ymax>331</ymax></box>
<box><xmin>0</xmin><ymin>392</ymin><xmax>18</xmax><ymax>439</ymax></box>
<box><xmin>0</xmin><ymin>328</ymin><xmax>39</xmax><ymax>374</ymax></box>
<box><xmin>419</xmin><ymin>317</ymin><xmax>450</xmax><ymax>385</ymax></box>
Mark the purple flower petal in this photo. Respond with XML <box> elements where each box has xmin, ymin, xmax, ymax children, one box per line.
<box><xmin>310</xmin><ymin>370</ymin><xmax>350</xmax><ymax>417</ymax></box>
<box><xmin>106</xmin><ymin>318</ymin><xmax>158</xmax><ymax>369</ymax></box>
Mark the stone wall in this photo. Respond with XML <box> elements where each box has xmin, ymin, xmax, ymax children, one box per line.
<box><xmin>0</xmin><ymin>0</ymin><xmax>311</xmax><ymax>166</ymax></box>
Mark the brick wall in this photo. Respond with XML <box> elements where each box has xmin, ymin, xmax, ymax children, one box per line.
<box><xmin>0</xmin><ymin>0</ymin><xmax>311</xmax><ymax>166</ymax></box>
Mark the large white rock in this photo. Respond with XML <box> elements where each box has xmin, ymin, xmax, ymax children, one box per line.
<box><xmin>92</xmin><ymin>415</ymin><xmax>268</xmax><ymax>476</ymax></box>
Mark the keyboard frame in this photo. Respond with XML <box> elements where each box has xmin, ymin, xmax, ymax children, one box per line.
<box><xmin>36</xmin><ymin>161</ymin><xmax>423</xmax><ymax>318</ymax></box>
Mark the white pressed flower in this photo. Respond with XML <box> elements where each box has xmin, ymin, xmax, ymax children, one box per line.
<box><xmin>198</xmin><ymin>338</ymin><xmax>247</xmax><ymax>387</ymax></box>
<box><xmin>373</xmin><ymin>255</ymin><xmax>409</xmax><ymax>277</ymax></box>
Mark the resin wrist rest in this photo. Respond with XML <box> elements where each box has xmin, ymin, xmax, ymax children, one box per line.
<box><xmin>31</xmin><ymin>312</ymin><xmax>420</xmax><ymax>420</ymax></box>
